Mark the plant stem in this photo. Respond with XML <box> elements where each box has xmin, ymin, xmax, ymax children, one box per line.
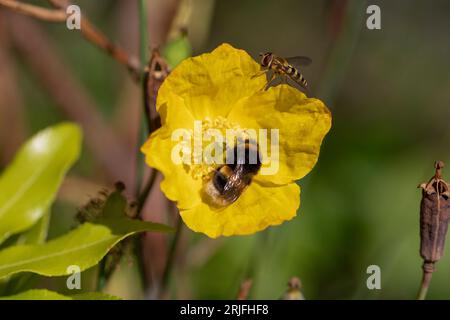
<box><xmin>135</xmin><ymin>0</ymin><xmax>150</xmax><ymax>198</ymax></box>
<box><xmin>159</xmin><ymin>216</ymin><xmax>183</xmax><ymax>299</ymax></box>
<box><xmin>417</xmin><ymin>267</ymin><xmax>433</xmax><ymax>300</ymax></box>
<box><xmin>133</xmin><ymin>0</ymin><xmax>150</xmax><ymax>296</ymax></box>
<box><xmin>242</xmin><ymin>229</ymin><xmax>271</xmax><ymax>299</ymax></box>
<box><xmin>96</xmin><ymin>258</ymin><xmax>107</xmax><ymax>292</ymax></box>
<box><xmin>0</xmin><ymin>0</ymin><xmax>66</xmax><ymax>22</ymax></box>
<box><xmin>139</xmin><ymin>0</ymin><xmax>149</xmax><ymax>69</ymax></box>
<box><xmin>137</xmin><ymin>169</ymin><xmax>158</xmax><ymax>213</ymax></box>
<box><xmin>46</xmin><ymin>0</ymin><xmax>141</xmax><ymax>79</ymax></box>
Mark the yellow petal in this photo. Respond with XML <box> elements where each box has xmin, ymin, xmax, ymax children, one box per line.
<box><xmin>141</xmin><ymin>103</ymin><xmax>202</xmax><ymax>210</ymax></box>
<box><xmin>157</xmin><ymin>43</ymin><xmax>266</xmax><ymax>120</ymax></box>
<box><xmin>228</xmin><ymin>85</ymin><xmax>331</xmax><ymax>185</ymax></box>
<box><xmin>180</xmin><ymin>182</ymin><xmax>300</xmax><ymax>238</ymax></box>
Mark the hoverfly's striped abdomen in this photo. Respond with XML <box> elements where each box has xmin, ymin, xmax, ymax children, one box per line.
<box><xmin>292</xmin><ymin>70</ymin><xmax>308</xmax><ymax>87</ymax></box>
<box><xmin>283</xmin><ymin>64</ymin><xmax>307</xmax><ymax>87</ymax></box>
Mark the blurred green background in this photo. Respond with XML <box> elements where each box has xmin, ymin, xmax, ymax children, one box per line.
<box><xmin>1</xmin><ymin>0</ymin><xmax>450</xmax><ymax>299</ymax></box>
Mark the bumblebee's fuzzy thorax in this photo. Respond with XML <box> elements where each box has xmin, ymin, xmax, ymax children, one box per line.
<box><xmin>204</xmin><ymin>140</ymin><xmax>262</xmax><ymax>207</ymax></box>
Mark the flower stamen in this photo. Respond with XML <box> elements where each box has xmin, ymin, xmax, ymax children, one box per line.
<box><xmin>186</xmin><ymin>116</ymin><xmax>248</xmax><ymax>180</ymax></box>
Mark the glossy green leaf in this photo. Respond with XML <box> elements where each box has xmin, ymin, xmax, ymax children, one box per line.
<box><xmin>0</xmin><ymin>123</ymin><xmax>82</xmax><ymax>244</ymax></box>
<box><xmin>0</xmin><ymin>289</ymin><xmax>121</xmax><ymax>300</ymax></box>
<box><xmin>0</xmin><ymin>211</ymin><xmax>52</xmax><ymax>295</ymax></box>
<box><xmin>16</xmin><ymin>211</ymin><xmax>51</xmax><ymax>245</ymax></box>
<box><xmin>0</xmin><ymin>217</ymin><xmax>173</xmax><ymax>279</ymax></box>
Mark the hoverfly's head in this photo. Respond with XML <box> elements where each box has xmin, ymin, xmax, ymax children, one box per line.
<box><xmin>259</xmin><ymin>52</ymin><xmax>273</xmax><ymax>68</ymax></box>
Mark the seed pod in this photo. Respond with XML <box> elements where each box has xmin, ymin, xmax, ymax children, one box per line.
<box><xmin>419</xmin><ymin>161</ymin><xmax>450</xmax><ymax>264</ymax></box>
<box><xmin>143</xmin><ymin>49</ymin><xmax>170</xmax><ymax>132</ymax></box>
<box><xmin>281</xmin><ymin>277</ymin><xmax>305</xmax><ymax>300</ymax></box>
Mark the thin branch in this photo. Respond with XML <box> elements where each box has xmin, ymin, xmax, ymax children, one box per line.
<box><xmin>0</xmin><ymin>0</ymin><xmax>66</xmax><ymax>22</ymax></box>
<box><xmin>131</xmin><ymin>0</ymin><xmax>152</xmax><ymax>297</ymax></box>
<box><xmin>79</xmin><ymin>18</ymin><xmax>141</xmax><ymax>81</ymax></box>
<box><xmin>8</xmin><ymin>15</ymin><xmax>134</xmax><ymax>187</ymax></box>
<box><xmin>5</xmin><ymin>0</ymin><xmax>142</xmax><ymax>81</ymax></box>
<box><xmin>48</xmin><ymin>0</ymin><xmax>141</xmax><ymax>80</ymax></box>
<box><xmin>137</xmin><ymin>169</ymin><xmax>159</xmax><ymax>214</ymax></box>
<box><xmin>2</xmin><ymin>0</ymin><xmax>142</xmax><ymax>81</ymax></box>
<box><xmin>159</xmin><ymin>216</ymin><xmax>183</xmax><ymax>299</ymax></box>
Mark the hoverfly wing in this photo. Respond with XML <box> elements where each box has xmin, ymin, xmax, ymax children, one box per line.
<box><xmin>285</xmin><ymin>56</ymin><xmax>312</xmax><ymax>67</ymax></box>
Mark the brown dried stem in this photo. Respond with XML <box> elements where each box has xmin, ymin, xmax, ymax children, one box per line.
<box><xmin>142</xmin><ymin>48</ymin><xmax>169</xmax><ymax>135</ymax></box>
<box><xmin>0</xmin><ymin>0</ymin><xmax>66</xmax><ymax>22</ymax></box>
<box><xmin>79</xmin><ymin>18</ymin><xmax>141</xmax><ymax>81</ymax></box>
<box><xmin>8</xmin><ymin>15</ymin><xmax>133</xmax><ymax>187</ymax></box>
<box><xmin>48</xmin><ymin>0</ymin><xmax>141</xmax><ymax>80</ymax></box>
<box><xmin>1</xmin><ymin>0</ymin><xmax>141</xmax><ymax>80</ymax></box>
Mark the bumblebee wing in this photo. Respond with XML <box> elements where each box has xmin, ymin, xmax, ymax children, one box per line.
<box><xmin>222</xmin><ymin>169</ymin><xmax>249</xmax><ymax>203</ymax></box>
<box><xmin>285</xmin><ymin>56</ymin><xmax>312</xmax><ymax>67</ymax></box>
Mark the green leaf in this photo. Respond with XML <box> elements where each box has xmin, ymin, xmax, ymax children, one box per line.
<box><xmin>101</xmin><ymin>188</ymin><xmax>128</xmax><ymax>220</ymax></box>
<box><xmin>70</xmin><ymin>292</ymin><xmax>122</xmax><ymax>300</ymax></box>
<box><xmin>0</xmin><ymin>123</ymin><xmax>82</xmax><ymax>244</ymax></box>
<box><xmin>16</xmin><ymin>211</ymin><xmax>51</xmax><ymax>245</ymax></box>
<box><xmin>0</xmin><ymin>289</ymin><xmax>121</xmax><ymax>300</ymax></box>
<box><xmin>0</xmin><ymin>217</ymin><xmax>173</xmax><ymax>279</ymax></box>
<box><xmin>0</xmin><ymin>211</ymin><xmax>52</xmax><ymax>295</ymax></box>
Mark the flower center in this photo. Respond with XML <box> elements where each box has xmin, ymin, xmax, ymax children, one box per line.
<box><xmin>187</xmin><ymin>116</ymin><xmax>245</xmax><ymax>180</ymax></box>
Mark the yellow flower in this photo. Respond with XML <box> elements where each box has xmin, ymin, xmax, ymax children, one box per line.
<box><xmin>142</xmin><ymin>43</ymin><xmax>331</xmax><ymax>238</ymax></box>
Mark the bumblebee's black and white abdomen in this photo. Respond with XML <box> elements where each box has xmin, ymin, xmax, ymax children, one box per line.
<box><xmin>205</xmin><ymin>140</ymin><xmax>262</xmax><ymax>207</ymax></box>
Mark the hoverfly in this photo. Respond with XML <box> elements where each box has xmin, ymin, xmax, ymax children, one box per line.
<box><xmin>256</xmin><ymin>52</ymin><xmax>312</xmax><ymax>91</ymax></box>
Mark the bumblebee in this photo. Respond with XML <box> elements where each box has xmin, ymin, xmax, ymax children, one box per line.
<box><xmin>258</xmin><ymin>52</ymin><xmax>312</xmax><ymax>90</ymax></box>
<box><xmin>205</xmin><ymin>139</ymin><xmax>262</xmax><ymax>207</ymax></box>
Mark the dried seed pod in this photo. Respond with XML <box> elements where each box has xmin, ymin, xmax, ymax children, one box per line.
<box><xmin>417</xmin><ymin>161</ymin><xmax>450</xmax><ymax>299</ymax></box>
<box><xmin>143</xmin><ymin>49</ymin><xmax>170</xmax><ymax>133</ymax></box>
<box><xmin>419</xmin><ymin>161</ymin><xmax>450</xmax><ymax>264</ymax></box>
